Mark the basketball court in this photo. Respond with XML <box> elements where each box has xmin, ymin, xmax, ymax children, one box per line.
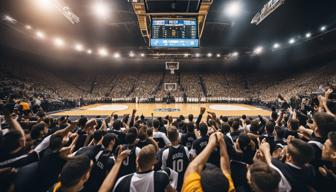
<box><xmin>50</xmin><ymin>103</ymin><xmax>270</xmax><ymax>118</ymax></box>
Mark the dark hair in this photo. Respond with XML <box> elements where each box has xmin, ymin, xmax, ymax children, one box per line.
<box><xmin>102</xmin><ymin>133</ymin><xmax>116</xmax><ymax>148</ymax></box>
<box><xmin>250</xmin><ymin>120</ymin><xmax>259</xmax><ymax>133</ymax></box>
<box><xmin>78</xmin><ymin>116</ymin><xmax>88</xmax><ymax>128</ymax></box>
<box><xmin>188</xmin><ymin>114</ymin><xmax>194</xmax><ymax>122</ymax></box>
<box><xmin>199</xmin><ymin>123</ymin><xmax>208</xmax><ymax>137</ymax></box>
<box><xmin>289</xmin><ymin>119</ymin><xmax>300</xmax><ymax>131</ymax></box>
<box><xmin>288</xmin><ymin>138</ymin><xmax>314</xmax><ymax>166</ymax></box>
<box><xmin>232</xmin><ymin>121</ymin><xmax>240</xmax><ymax>130</ymax></box>
<box><xmin>125</xmin><ymin>127</ymin><xmax>138</xmax><ymax>144</ymax></box>
<box><xmin>313</xmin><ymin>112</ymin><xmax>336</xmax><ymax>139</ymax></box>
<box><xmin>153</xmin><ymin>119</ymin><xmax>160</xmax><ymax>129</ymax></box>
<box><xmin>201</xmin><ymin>163</ymin><xmax>229</xmax><ymax>192</ymax></box>
<box><xmin>186</xmin><ymin>122</ymin><xmax>195</xmax><ymax>133</ymax></box>
<box><xmin>249</xmin><ymin>161</ymin><xmax>281</xmax><ymax>192</ymax></box>
<box><xmin>112</xmin><ymin>120</ymin><xmax>123</xmax><ymax>130</ymax></box>
<box><xmin>49</xmin><ymin>134</ymin><xmax>63</xmax><ymax>152</ymax></box>
<box><xmin>220</xmin><ymin>123</ymin><xmax>231</xmax><ymax>134</ymax></box>
<box><xmin>271</xmin><ymin>111</ymin><xmax>278</xmax><ymax>121</ymax></box>
<box><xmin>30</xmin><ymin>122</ymin><xmax>46</xmax><ymax>140</ymax></box>
<box><xmin>238</xmin><ymin>134</ymin><xmax>251</xmax><ymax>151</ymax></box>
<box><xmin>93</xmin><ymin>130</ymin><xmax>103</xmax><ymax>142</ymax></box>
<box><xmin>242</xmin><ymin>115</ymin><xmax>247</xmax><ymax>120</ymax></box>
<box><xmin>60</xmin><ymin>156</ymin><xmax>91</xmax><ymax>188</ymax></box>
<box><xmin>222</xmin><ymin>116</ymin><xmax>228</xmax><ymax>122</ymax></box>
<box><xmin>265</xmin><ymin>121</ymin><xmax>275</xmax><ymax>134</ymax></box>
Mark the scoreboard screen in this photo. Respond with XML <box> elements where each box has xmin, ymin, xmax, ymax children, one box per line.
<box><xmin>150</xmin><ymin>18</ymin><xmax>199</xmax><ymax>48</ymax></box>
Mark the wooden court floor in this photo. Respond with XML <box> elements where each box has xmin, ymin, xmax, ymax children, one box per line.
<box><xmin>50</xmin><ymin>103</ymin><xmax>270</xmax><ymax>117</ymax></box>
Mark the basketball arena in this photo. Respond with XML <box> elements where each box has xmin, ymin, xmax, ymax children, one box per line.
<box><xmin>1</xmin><ymin>1</ymin><xmax>336</xmax><ymax>192</ymax></box>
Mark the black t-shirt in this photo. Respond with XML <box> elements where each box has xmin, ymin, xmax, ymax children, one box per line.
<box><xmin>137</xmin><ymin>139</ymin><xmax>151</xmax><ymax>149</ymax></box>
<box><xmin>181</xmin><ymin>132</ymin><xmax>196</xmax><ymax>150</ymax></box>
<box><xmin>117</xmin><ymin>145</ymin><xmax>140</xmax><ymax>178</ymax></box>
<box><xmin>113</xmin><ymin>170</ymin><xmax>170</xmax><ymax>192</ymax></box>
<box><xmin>83</xmin><ymin>149</ymin><xmax>115</xmax><ymax>192</ymax></box>
<box><xmin>192</xmin><ymin>136</ymin><xmax>220</xmax><ymax>167</ymax></box>
<box><xmin>272</xmin><ymin>159</ymin><xmax>315</xmax><ymax>192</ymax></box>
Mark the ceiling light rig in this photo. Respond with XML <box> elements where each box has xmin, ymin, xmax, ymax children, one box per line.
<box><xmin>2</xmin><ymin>14</ymin><xmax>333</xmax><ymax>61</ymax></box>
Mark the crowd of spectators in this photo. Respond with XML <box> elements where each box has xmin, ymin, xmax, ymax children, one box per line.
<box><xmin>0</xmin><ymin>81</ymin><xmax>336</xmax><ymax>192</ymax></box>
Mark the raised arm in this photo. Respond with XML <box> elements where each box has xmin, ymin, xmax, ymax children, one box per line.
<box><xmin>99</xmin><ymin>150</ymin><xmax>131</xmax><ymax>192</ymax></box>
<box><xmin>184</xmin><ymin>132</ymin><xmax>217</xmax><ymax>177</ymax></box>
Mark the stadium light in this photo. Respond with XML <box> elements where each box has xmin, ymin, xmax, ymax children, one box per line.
<box><xmin>225</xmin><ymin>1</ymin><xmax>242</xmax><ymax>17</ymax></box>
<box><xmin>232</xmin><ymin>52</ymin><xmax>239</xmax><ymax>57</ymax></box>
<box><xmin>305</xmin><ymin>32</ymin><xmax>311</xmax><ymax>38</ymax></box>
<box><xmin>184</xmin><ymin>53</ymin><xmax>189</xmax><ymax>57</ymax></box>
<box><xmin>92</xmin><ymin>0</ymin><xmax>110</xmax><ymax>19</ymax></box>
<box><xmin>216</xmin><ymin>53</ymin><xmax>221</xmax><ymax>58</ymax></box>
<box><xmin>3</xmin><ymin>15</ymin><xmax>17</xmax><ymax>24</ymax></box>
<box><xmin>140</xmin><ymin>53</ymin><xmax>145</xmax><ymax>57</ymax></box>
<box><xmin>113</xmin><ymin>52</ymin><xmax>121</xmax><ymax>59</ymax></box>
<box><xmin>54</xmin><ymin>37</ymin><xmax>65</xmax><ymax>47</ymax></box>
<box><xmin>207</xmin><ymin>53</ymin><xmax>213</xmax><ymax>57</ymax></box>
<box><xmin>195</xmin><ymin>53</ymin><xmax>201</xmax><ymax>57</ymax></box>
<box><xmin>38</xmin><ymin>0</ymin><xmax>53</xmax><ymax>9</ymax></box>
<box><xmin>98</xmin><ymin>48</ymin><xmax>108</xmax><ymax>57</ymax></box>
<box><xmin>254</xmin><ymin>46</ymin><xmax>263</xmax><ymax>55</ymax></box>
<box><xmin>74</xmin><ymin>43</ymin><xmax>83</xmax><ymax>52</ymax></box>
<box><xmin>129</xmin><ymin>51</ymin><xmax>135</xmax><ymax>57</ymax></box>
<box><xmin>288</xmin><ymin>38</ymin><xmax>295</xmax><ymax>44</ymax></box>
<box><xmin>87</xmin><ymin>49</ymin><xmax>92</xmax><ymax>54</ymax></box>
<box><xmin>320</xmin><ymin>25</ymin><xmax>327</xmax><ymax>31</ymax></box>
<box><xmin>25</xmin><ymin>25</ymin><xmax>32</xmax><ymax>30</ymax></box>
<box><xmin>36</xmin><ymin>31</ymin><xmax>45</xmax><ymax>39</ymax></box>
<box><xmin>273</xmin><ymin>43</ymin><xmax>280</xmax><ymax>49</ymax></box>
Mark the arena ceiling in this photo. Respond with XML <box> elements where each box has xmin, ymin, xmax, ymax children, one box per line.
<box><xmin>0</xmin><ymin>0</ymin><xmax>335</xmax><ymax>66</ymax></box>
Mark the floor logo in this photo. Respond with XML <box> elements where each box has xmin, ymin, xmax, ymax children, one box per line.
<box><xmin>154</xmin><ymin>108</ymin><xmax>181</xmax><ymax>112</ymax></box>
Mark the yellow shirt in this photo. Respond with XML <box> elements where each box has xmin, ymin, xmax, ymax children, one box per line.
<box><xmin>182</xmin><ymin>172</ymin><xmax>235</xmax><ymax>192</ymax></box>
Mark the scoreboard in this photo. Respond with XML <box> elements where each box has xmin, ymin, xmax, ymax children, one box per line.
<box><xmin>150</xmin><ymin>18</ymin><xmax>199</xmax><ymax>48</ymax></box>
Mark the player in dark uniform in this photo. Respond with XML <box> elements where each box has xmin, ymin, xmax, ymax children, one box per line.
<box><xmin>191</xmin><ymin>123</ymin><xmax>220</xmax><ymax>166</ymax></box>
<box><xmin>181</xmin><ymin>122</ymin><xmax>197</xmax><ymax>150</ymax></box>
<box><xmin>82</xmin><ymin>133</ymin><xmax>116</xmax><ymax>192</ymax></box>
<box><xmin>162</xmin><ymin>127</ymin><xmax>189</xmax><ymax>191</ymax></box>
<box><xmin>117</xmin><ymin>128</ymin><xmax>141</xmax><ymax>178</ymax></box>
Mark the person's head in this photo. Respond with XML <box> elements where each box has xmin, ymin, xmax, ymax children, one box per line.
<box><xmin>220</xmin><ymin>123</ymin><xmax>231</xmax><ymax>135</ymax></box>
<box><xmin>136</xmin><ymin>144</ymin><xmax>156</xmax><ymax>171</ymax></box>
<box><xmin>188</xmin><ymin>114</ymin><xmax>194</xmax><ymax>122</ymax></box>
<box><xmin>112</xmin><ymin>120</ymin><xmax>123</xmax><ymax>130</ymax></box>
<box><xmin>30</xmin><ymin>122</ymin><xmax>48</xmax><ymax>140</ymax></box>
<box><xmin>102</xmin><ymin>133</ymin><xmax>116</xmax><ymax>152</ymax></box>
<box><xmin>152</xmin><ymin>119</ymin><xmax>160</xmax><ymax>129</ymax></box>
<box><xmin>322</xmin><ymin>131</ymin><xmax>336</xmax><ymax>163</ymax></box>
<box><xmin>222</xmin><ymin>116</ymin><xmax>228</xmax><ymax>123</ymax></box>
<box><xmin>265</xmin><ymin>121</ymin><xmax>275</xmax><ymax>135</ymax></box>
<box><xmin>237</xmin><ymin>134</ymin><xmax>252</xmax><ymax>152</ymax></box>
<box><xmin>93</xmin><ymin>130</ymin><xmax>103</xmax><ymax>143</ymax></box>
<box><xmin>271</xmin><ymin>111</ymin><xmax>278</xmax><ymax>121</ymax></box>
<box><xmin>186</xmin><ymin>122</ymin><xmax>195</xmax><ymax>133</ymax></box>
<box><xmin>125</xmin><ymin>127</ymin><xmax>138</xmax><ymax>145</ymax></box>
<box><xmin>288</xmin><ymin>119</ymin><xmax>300</xmax><ymax>131</ymax></box>
<box><xmin>247</xmin><ymin>161</ymin><xmax>281</xmax><ymax>192</ymax></box>
<box><xmin>242</xmin><ymin>115</ymin><xmax>247</xmax><ymax>120</ymax></box>
<box><xmin>231</xmin><ymin>120</ymin><xmax>240</xmax><ymax>131</ymax></box>
<box><xmin>312</xmin><ymin>112</ymin><xmax>336</xmax><ymax>139</ymax></box>
<box><xmin>78</xmin><ymin>116</ymin><xmax>88</xmax><ymax>128</ymax></box>
<box><xmin>200</xmin><ymin>163</ymin><xmax>229</xmax><ymax>192</ymax></box>
<box><xmin>199</xmin><ymin>123</ymin><xmax>208</xmax><ymax>137</ymax></box>
<box><xmin>167</xmin><ymin>126</ymin><xmax>179</xmax><ymax>144</ymax></box>
<box><xmin>138</xmin><ymin>125</ymin><xmax>148</xmax><ymax>140</ymax></box>
<box><xmin>274</xmin><ymin>126</ymin><xmax>285</xmax><ymax>139</ymax></box>
<box><xmin>2</xmin><ymin>130</ymin><xmax>24</xmax><ymax>152</ymax></box>
<box><xmin>250</xmin><ymin>119</ymin><xmax>259</xmax><ymax>133</ymax></box>
<box><xmin>286</xmin><ymin>138</ymin><xmax>314</xmax><ymax>167</ymax></box>
<box><xmin>60</xmin><ymin>156</ymin><xmax>92</xmax><ymax>190</ymax></box>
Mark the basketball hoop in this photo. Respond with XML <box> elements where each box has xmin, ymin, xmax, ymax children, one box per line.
<box><xmin>165</xmin><ymin>61</ymin><xmax>179</xmax><ymax>75</ymax></box>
